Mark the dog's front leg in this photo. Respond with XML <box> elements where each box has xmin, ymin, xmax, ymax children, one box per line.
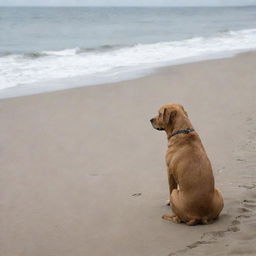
<box><xmin>166</xmin><ymin>171</ymin><xmax>177</xmax><ymax>206</ymax></box>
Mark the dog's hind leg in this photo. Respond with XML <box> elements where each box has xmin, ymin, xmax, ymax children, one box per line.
<box><xmin>169</xmin><ymin>189</ymin><xmax>188</xmax><ymax>223</ymax></box>
<box><xmin>162</xmin><ymin>189</ymin><xmax>183</xmax><ymax>224</ymax></box>
<box><xmin>211</xmin><ymin>188</ymin><xmax>224</xmax><ymax>219</ymax></box>
<box><xmin>186</xmin><ymin>219</ymin><xmax>199</xmax><ymax>226</ymax></box>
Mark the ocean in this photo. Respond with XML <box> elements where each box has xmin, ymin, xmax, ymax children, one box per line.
<box><xmin>1</xmin><ymin>6</ymin><xmax>256</xmax><ymax>97</ymax></box>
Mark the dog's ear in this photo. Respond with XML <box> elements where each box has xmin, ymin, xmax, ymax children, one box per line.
<box><xmin>179</xmin><ymin>105</ymin><xmax>188</xmax><ymax>117</ymax></box>
<box><xmin>163</xmin><ymin>108</ymin><xmax>177</xmax><ymax>124</ymax></box>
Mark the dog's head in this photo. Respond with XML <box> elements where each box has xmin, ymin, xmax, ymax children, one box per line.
<box><xmin>150</xmin><ymin>104</ymin><xmax>188</xmax><ymax>131</ymax></box>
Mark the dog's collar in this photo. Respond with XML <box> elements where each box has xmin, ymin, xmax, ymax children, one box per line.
<box><xmin>171</xmin><ymin>128</ymin><xmax>195</xmax><ymax>138</ymax></box>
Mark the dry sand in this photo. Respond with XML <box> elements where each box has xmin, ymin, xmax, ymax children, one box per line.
<box><xmin>0</xmin><ymin>52</ymin><xmax>256</xmax><ymax>256</ymax></box>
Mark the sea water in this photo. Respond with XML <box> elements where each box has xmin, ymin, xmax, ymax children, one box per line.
<box><xmin>1</xmin><ymin>6</ymin><xmax>256</xmax><ymax>97</ymax></box>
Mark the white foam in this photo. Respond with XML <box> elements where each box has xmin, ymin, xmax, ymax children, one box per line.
<box><xmin>1</xmin><ymin>28</ymin><xmax>256</xmax><ymax>97</ymax></box>
<box><xmin>43</xmin><ymin>48</ymin><xmax>79</xmax><ymax>56</ymax></box>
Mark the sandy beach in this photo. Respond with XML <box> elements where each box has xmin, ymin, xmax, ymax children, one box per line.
<box><xmin>0</xmin><ymin>52</ymin><xmax>256</xmax><ymax>256</ymax></box>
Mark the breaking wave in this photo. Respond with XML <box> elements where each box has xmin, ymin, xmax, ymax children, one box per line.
<box><xmin>1</xmin><ymin>28</ymin><xmax>256</xmax><ymax>92</ymax></box>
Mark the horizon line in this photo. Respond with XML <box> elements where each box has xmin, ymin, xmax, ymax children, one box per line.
<box><xmin>0</xmin><ymin>5</ymin><xmax>256</xmax><ymax>7</ymax></box>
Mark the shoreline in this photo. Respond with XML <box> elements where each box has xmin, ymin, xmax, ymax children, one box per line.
<box><xmin>1</xmin><ymin>49</ymin><xmax>256</xmax><ymax>100</ymax></box>
<box><xmin>1</xmin><ymin>51</ymin><xmax>256</xmax><ymax>255</ymax></box>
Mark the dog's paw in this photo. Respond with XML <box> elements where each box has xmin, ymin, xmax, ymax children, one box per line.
<box><xmin>162</xmin><ymin>214</ymin><xmax>181</xmax><ymax>223</ymax></box>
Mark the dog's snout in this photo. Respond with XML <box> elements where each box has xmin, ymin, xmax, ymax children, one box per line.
<box><xmin>150</xmin><ymin>118</ymin><xmax>154</xmax><ymax>123</ymax></box>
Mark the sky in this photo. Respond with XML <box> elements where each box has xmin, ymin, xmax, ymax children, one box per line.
<box><xmin>1</xmin><ymin>0</ymin><xmax>256</xmax><ymax>6</ymax></box>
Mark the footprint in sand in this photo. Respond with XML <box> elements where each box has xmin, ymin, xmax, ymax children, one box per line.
<box><xmin>227</xmin><ymin>219</ymin><xmax>240</xmax><ymax>232</ymax></box>
<box><xmin>238</xmin><ymin>184</ymin><xmax>256</xmax><ymax>190</ymax></box>
<box><xmin>236</xmin><ymin>197</ymin><xmax>256</xmax><ymax>217</ymax></box>
<box><xmin>168</xmin><ymin>196</ymin><xmax>256</xmax><ymax>256</ymax></box>
<box><xmin>132</xmin><ymin>193</ymin><xmax>142</xmax><ymax>197</ymax></box>
<box><xmin>229</xmin><ymin>197</ymin><xmax>256</xmax><ymax>253</ymax></box>
<box><xmin>236</xmin><ymin>158</ymin><xmax>245</xmax><ymax>162</ymax></box>
<box><xmin>186</xmin><ymin>240</ymin><xmax>214</xmax><ymax>249</ymax></box>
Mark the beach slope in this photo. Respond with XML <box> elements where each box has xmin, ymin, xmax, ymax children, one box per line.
<box><xmin>0</xmin><ymin>52</ymin><xmax>256</xmax><ymax>256</ymax></box>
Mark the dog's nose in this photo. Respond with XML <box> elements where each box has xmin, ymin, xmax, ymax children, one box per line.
<box><xmin>150</xmin><ymin>118</ymin><xmax>154</xmax><ymax>123</ymax></box>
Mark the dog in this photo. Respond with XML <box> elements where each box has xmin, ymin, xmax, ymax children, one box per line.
<box><xmin>150</xmin><ymin>104</ymin><xmax>224</xmax><ymax>225</ymax></box>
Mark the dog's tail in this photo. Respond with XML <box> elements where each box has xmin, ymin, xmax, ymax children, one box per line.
<box><xmin>201</xmin><ymin>217</ymin><xmax>214</xmax><ymax>225</ymax></box>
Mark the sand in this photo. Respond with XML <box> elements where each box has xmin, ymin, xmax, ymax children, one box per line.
<box><xmin>0</xmin><ymin>52</ymin><xmax>256</xmax><ymax>256</ymax></box>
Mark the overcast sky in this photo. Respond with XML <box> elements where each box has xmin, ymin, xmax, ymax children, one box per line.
<box><xmin>1</xmin><ymin>0</ymin><xmax>256</xmax><ymax>6</ymax></box>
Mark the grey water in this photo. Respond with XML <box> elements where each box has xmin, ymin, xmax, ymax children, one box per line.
<box><xmin>1</xmin><ymin>6</ymin><xmax>256</xmax><ymax>54</ymax></box>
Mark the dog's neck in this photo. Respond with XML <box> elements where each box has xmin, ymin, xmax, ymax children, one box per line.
<box><xmin>166</xmin><ymin>116</ymin><xmax>194</xmax><ymax>141</ymax></box>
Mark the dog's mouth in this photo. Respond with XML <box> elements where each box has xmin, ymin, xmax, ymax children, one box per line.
<box><xmin>150</xmin><ymin>118</ymin><xmax>164</xmax><ymax>131</ymax></box>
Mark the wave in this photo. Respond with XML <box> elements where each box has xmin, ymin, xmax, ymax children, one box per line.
<box><xmin>0</xmin><ymin>51</ymin><xmax>12</xmax><ymax>57</ymax></box>
<box><xmin>24</xmin><ymin>52</ymin><xmax>49</xmax><ymax>58</ymax></box>
<box><xmin>1</xmin><ymin>28</ymin><xmax>256</xmax><ymax>92</ymax></box>
<box><xmin>0</xmin><ymin>51</ymin><xmax>48</xmax><ymax>58</ymax></box>
<box><xmin>0</xmin><ymin>44</ymin><xmax>129</xmax><ymax>59</ymax></box>
<box><xmin>77</xmin><ymin>44</ymin><xmax>128</xmax><ymax>53</ymax></box>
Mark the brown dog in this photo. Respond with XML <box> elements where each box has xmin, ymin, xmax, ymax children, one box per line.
<box><xmin>150</xmin><ymin>104</ymin><xmax>224</xmax><ymax>225</ymax></box>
